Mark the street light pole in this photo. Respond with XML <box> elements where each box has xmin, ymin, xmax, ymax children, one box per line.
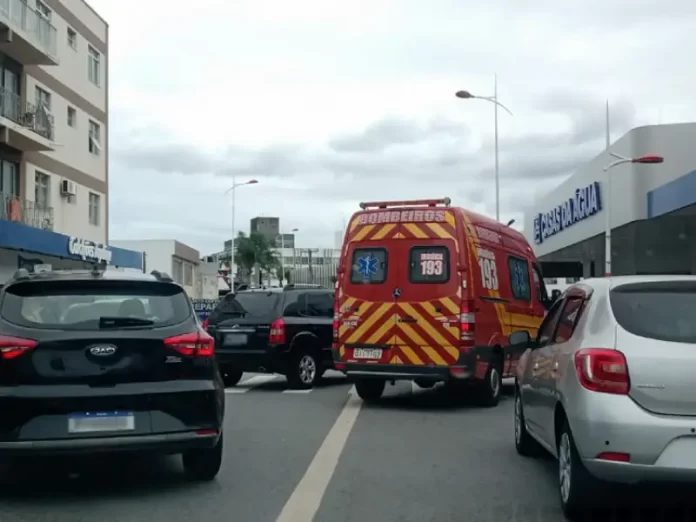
<box><xmin>602</xmin><ymin>153</ymin><xmax>664</xmax><ymax>277</ymax></box>
<box><xmin>455</xmin><ymin>75</ymin><xmax>513</xmax><ymax>223</ymax></box>
<box><xmin>224</xmin><ymin>177</ymin><xmax>259</xmax><ymax>291</ymax></box>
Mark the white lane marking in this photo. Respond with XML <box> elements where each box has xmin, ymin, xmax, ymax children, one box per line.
<box><xmin>276</xmin><ymin>386</ymin><xmax>362</xmax><ymax>522</ymax></box>
<box><xmin>283</xmin><ymin>388</ymin><xmax>312</xmax><ymax>394</ymax></box>
<box><xmin>225</xmin><ymin>375</ymin><xmax>278</xmax><ymax>394</ymax></box>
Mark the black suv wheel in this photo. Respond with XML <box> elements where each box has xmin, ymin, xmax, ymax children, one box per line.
<box><xmin>287</xmin><ymin>349</ymin><xmax>320</xmax><ymax>389</ymax></box>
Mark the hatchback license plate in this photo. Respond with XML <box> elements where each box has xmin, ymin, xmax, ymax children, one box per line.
<box><xmin>224</xmin><ymin>333</ymin><xmax>248</xmax><ymax>346</ymax></box>
<box><xmin>353</xmin><ymin>348</ymin><xmax>382</xmax><ymax>359</ymax></box>
<box><xmin>68</xmin><ymin>411</ymin><xmax>135</xmax><ymax>433</ymax></box>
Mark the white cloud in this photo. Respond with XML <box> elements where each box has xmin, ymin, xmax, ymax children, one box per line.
<box><xmin>89</xmin><ymin>0</ymin><xmax>696</xmax><ymax>254</ymax></box>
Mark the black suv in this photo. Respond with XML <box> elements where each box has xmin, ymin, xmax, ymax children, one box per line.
<box><xmin>0</xmin><ymin>268</ymin><xmax>224</xmax><ymax>481</ymax></box>
<box><xmin>206</xmin><ymin>285</ymin><xmax>335</xmax><ymax>389</ymax></box>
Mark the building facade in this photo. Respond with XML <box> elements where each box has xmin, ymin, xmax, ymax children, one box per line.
<box><xmin>111</xmin><ymin>239</ymin><xmax>201</xmax><ymax>297</ymax></box>
<box><xmin>250</xmin><ymin>216</ymin><xmax>279</xmax><ymax>242</ymax></box>
<box><xmin>0</xmin><ymin>0</ymin><xmax>143</xmax><ymax>279</ymax></box>
<box><xmin>524</xmin><ymin>122</ymin><xmax>696</xmax><ymax>277</ymax></box>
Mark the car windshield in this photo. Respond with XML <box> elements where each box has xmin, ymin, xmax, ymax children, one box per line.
<box><xmin>1</xmin><ymin>280</ymin><xmax>191</xmax><ymax>330</ymax></box>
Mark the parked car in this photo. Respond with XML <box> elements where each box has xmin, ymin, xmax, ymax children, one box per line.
<box><xmin>207</xmin><ymin>285</ymin><xmax>335</xmax><ymax>389</ymax></box>
<box><xmin>0</xmin><ymin>267</ymin><xmax>224</xmax><ymax>481</ymax></box>
<box><xmin>513</xmin><ymin>275</ymin><xmax>696</xmax><ymax>519</ymax></box>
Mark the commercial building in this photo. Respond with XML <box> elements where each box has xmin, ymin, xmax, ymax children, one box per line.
<box><xmin>111</xmin><ymin>240</ymin><xmax>202</xmax><ymax>297</ymax></box>
<box><xmin>523</xmin><ymin>122</ymin><xmax>696</xmax><ymax>277</ymax></box>
<box><xmin>0</xmin><ymin>0</ymin><xmax>143</xmax><ymax>278</ymax></box>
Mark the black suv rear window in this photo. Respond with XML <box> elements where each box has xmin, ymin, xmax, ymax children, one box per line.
<box><xmin>611</xmin><ymin>281</ymin><xmax>696</xmax><ymax>343</ymax></box>
<box><xmin>228</xmin><ymin>292</ymin><xmax>280</xmax><ymax>317</ymax></box>
<box><xmin>1</xmin><ymin>280</ymin><xmax>191</xmax><ymax>330</ymax></box>
<box><xmin>350</xmin><ymin>248</ymin><xmax>387</xmax><ymax>284</ymax></box>
<box><xmin>409</xmin><ymin>246</ymin><xmax>450</xmax><ymax>283</ymax></box>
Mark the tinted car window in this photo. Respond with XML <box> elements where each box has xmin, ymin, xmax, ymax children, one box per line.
<box><xmin>1</xmin><ymin>280</ymin><xmax>191</xmax><ymax>330</ymax></box>
<box><xmin>554</xmin><ymin>297</ymin><xmax>585</xmax><ymax>343</ymax></box>
<box><xmin>351</xmin><ymin>248</ymin><xmax>387</xmax><ymax>284</ymax></box>
<box><xmin>508</xmin><ymin>257</ymin><xmax>531</xmax><ymax>301</ymax></box>
<box><xmin>538</xmin><ymin>299</ymin><xmax>564</xmax><ymax>345</ymax></box>
<box><xmin>409</xmin><ymin>246</ymin><xmax>450</xmax><ymax>283</ymax></box>
<box><xmin>232</xmin><ymin>292</ymin><xmax>280</xmax><ymax>317</ymax></box>
<box><xmin>611</xmin><ymin>282</ymin><xmax>696</xmax><ymax>343</ymax></box>
<box><xmin>302</xmin><ymin>292</ymin><xmax>334</xmax><ymax>318</ymax></box>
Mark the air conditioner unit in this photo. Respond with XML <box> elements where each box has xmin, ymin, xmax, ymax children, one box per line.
<box><xmin>60</xmin><ymin>179</ymin><xmax>77</xmax><ymax>196</ymax></box>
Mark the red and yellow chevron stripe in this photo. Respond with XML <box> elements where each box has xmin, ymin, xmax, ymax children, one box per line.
<box><xmin>337</xmin><ymin>295</ymin><xmax>461</xmax><ymax>366</ymax></box>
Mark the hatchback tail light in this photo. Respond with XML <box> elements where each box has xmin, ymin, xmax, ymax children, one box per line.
<box><xmin>0</xmin><ymin>335</ymin><xmax>38</xmax><ymax>360</ymax></box>
<box><xmin>574</xmin><ymin>348</ymin><xmax>630</xmax><ymax>395</ymax></box>
<box><xmin>164</xmin><ymin>331</ymin><xmax>214</xmax><ymax>357</ymax></box>
<box><xmin>459</xmin><ymin>300</ymin><xmax>475</xmax><ymax>345</ymax></box>
<box><xmin>269</xmin><ymin>318</ymin><xmax>286</xmax><ymax>344</ymax></box>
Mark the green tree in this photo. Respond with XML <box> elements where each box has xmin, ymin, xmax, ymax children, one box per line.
<box><xmin>234</xmin><ymin>231</ymin><xmax>279</xmax><ymax>285</ymax></box>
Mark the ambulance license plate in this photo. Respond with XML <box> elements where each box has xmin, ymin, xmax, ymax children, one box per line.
<box><xmin>353</xmin><ymin>348</ymin><xmax>382</xmax><ymax>359</ymax></box>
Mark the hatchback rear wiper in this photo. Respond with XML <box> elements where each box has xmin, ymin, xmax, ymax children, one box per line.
<box><xmin>98</xmin><ymin>316</ymin><xmax>155</xmax><ymax>328</ymax></box>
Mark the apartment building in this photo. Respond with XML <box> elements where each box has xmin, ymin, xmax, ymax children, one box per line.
<box><xmin>0</xmin><ymin>0</ymin><xmax>143</xmax><ymax>280</ymax></box>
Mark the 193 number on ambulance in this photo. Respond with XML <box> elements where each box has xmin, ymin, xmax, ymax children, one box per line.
<box><xmin>477</xmin><ymin>248</ymin><xmax>499</xmax><ymax>290</ymax></box>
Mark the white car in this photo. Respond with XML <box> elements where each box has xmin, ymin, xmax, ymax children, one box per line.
<box><xmin>513</xmin><ymin>275</ymin><xmax>696</xmax><ymax>519</ymax></box>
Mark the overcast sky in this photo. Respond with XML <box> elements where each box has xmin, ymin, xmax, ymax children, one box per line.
<box><xmin>89</xmin><ymin>0</ymin><xmax>696</xmax><ymax>255</ymax></box>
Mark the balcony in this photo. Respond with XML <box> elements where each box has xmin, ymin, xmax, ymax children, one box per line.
<box><xmin>0</xmin><ymin>0</ymin><xmax>57</xmax><ymax>65</ymax></box>
<box><xmin>0</xmin><ymin>192</ymin><xmax>53</xmax><ymax>231</ymax></box>
<box><xmin>0</xmin><ymin>86</ymin><xmax>54</xmax><ymax>151</ymax></box>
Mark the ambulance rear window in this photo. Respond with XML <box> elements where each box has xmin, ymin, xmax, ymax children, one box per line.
<box><xmin>409</xmin><ymin>246</ymin><xmax>450</xmax><ymax>283</ymax></box>
<box><xmin>350</xmin><ymin>248</ymin><xmax>387</xmax><ymax>284</ymax></box>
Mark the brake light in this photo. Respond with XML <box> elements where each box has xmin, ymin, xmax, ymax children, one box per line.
<box><xmin>596</xmin><ymin>452</ymin><xmax>630</xmax><ymax>462</ymax></box>
<box><xmin>0</xmin><ymin>335</ymin><xmax>38</xmax><ymax>360</ymax></box>
<box><xmin>574</xmin><ymin>348</ymin><xmax>630</xmax><ymax>395</ymax></box>
<box><xmin>164</xmin><ymin>331</ymin><xmax>214</xmax><ymax>357</ymax></box>
<box><xmin>202</xmin><ymin>318</ymin><xmax>209</xmax><ymax>330</ymax></box>
<box><xmin>459</xmin><ymin>300</ymin><xmax>475</xmax><ymax>345</ymax></box>
<box><xmin>332</xmin><ymin>312</ymin><xmax>339</xmax><ymax>349</ymax></box>
<box><xmin>269</xmin><ymin>318</ymin><xmax>286</xmax><ymax>344</ymax></box>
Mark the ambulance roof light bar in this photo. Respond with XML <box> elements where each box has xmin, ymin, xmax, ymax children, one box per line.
<box><xmin>359</xmin><ymin>198</ymin><xmax>451</xmax><ymax>210</ymax></box>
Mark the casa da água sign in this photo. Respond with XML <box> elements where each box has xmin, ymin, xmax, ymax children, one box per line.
<box><xmin>533</xmin><ymin>182</ymin><xmax>602</xmax><ymax>245</ymax></box>
<box><xmin>68</xmin><ymin>236</ymin><xmax>113</xmax><ymax>264</ymax></box>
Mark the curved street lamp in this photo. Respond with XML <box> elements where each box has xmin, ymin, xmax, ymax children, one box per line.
<box><xmin>224</xmin><ymin>177</ymin><xmax>259</xmax><ymax>289</ymax></box>
<box><xmin>602</xmin><ymin>153</ymin><xmax>664</xmax><ymax>276</ymax></box>
<box><xmin>455</xmin><ymin>75</ymin><xmax>513</xmax><ymax>223</ymax></box>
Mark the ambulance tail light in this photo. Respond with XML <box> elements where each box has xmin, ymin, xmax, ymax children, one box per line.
<box><xmin>460</xmin><ymin>300</ymin><xmax>475</xmax><ymax>345</ymax></box>
<box><xmin>332</xmin><ymin>312</ymin><xmax>340</xmax><ymax>349</ymax></box>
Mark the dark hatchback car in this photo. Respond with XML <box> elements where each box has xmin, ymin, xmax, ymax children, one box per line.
<box><xmin>206</xmin><ymin>286</ymin><xmax>335</xmax><ymax>389</ymax></box>
<box><xmin>0</xmin><ymin>268</ymin><xmax>224</xmax><ymax>481</ymax></box>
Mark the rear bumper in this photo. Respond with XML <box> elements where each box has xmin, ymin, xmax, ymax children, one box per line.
<box><xmin>0</xmin><ymin>431</ymin><xmax>220</xmax><ymax>456</ymax></box>
<box><xmin>340</xmin><ymin>362</ymin><xmax>473</xmax><ymax>381</ymax></box>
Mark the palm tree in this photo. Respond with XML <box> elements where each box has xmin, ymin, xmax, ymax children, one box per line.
<box><xmin>234</xmin><ymin>231</ymin><xmax>279</xmax><ymax>285</ymax></box>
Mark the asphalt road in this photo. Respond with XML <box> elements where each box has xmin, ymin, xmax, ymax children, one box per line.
<box><xmin>1</xmin><ymin>372</ymin><xmax>693</xmax><ymax>522</ymax></box>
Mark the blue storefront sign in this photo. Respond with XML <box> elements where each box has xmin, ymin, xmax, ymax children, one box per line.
<box><xmin>534</xmin><ymin>182</ymin><xmax>602</xmax><ymax>245</ymax></box>
<box><xmin>192</xmin><ymin>299</ymin><xmax>220</xmax><ymax>322</ymax></box>
<box><xmin>0</xmin><ymin>220</ymin><xmax>143</xmax><ymax>269</ymax></box>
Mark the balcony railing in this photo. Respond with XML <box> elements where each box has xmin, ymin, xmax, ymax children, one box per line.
<box><xmin>0</xmin><ymin>86</ymin><xmax>54</xmax><ymax>140</ymax></box>
<box><xmin>0</xmin><ymin>0</ymin><xmax>57</xmax><ymax>59</ymax></box>
<box><xmin>0</xmin><ymin>192</ymin><xmax>53</xmax><ymax>231</ymax></box>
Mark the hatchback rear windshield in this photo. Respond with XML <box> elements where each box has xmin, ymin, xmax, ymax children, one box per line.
<box><xmin>610</xmin><ymin>281</ymin><xmax>696</xmax><ymax>343</ymax></box>
<box><xmin>1</xmin><ymin>280</ymin><xmax>192</xmax><ymax>330</ymax></box>
<box><xmin>228</xmin><ymin>292</ymin><xmax>280</xmax><ymax>316</ymax></box>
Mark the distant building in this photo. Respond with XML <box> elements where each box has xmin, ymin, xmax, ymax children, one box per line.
<box><xmin>250</xmin><ymin>216</ymin><xmax>279</xmax><ymax>243</ymax></box>
<box><xmin>111</xmin><ymin>239</ymin><xmax>201</xmax><ymax>297</ymax></box>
